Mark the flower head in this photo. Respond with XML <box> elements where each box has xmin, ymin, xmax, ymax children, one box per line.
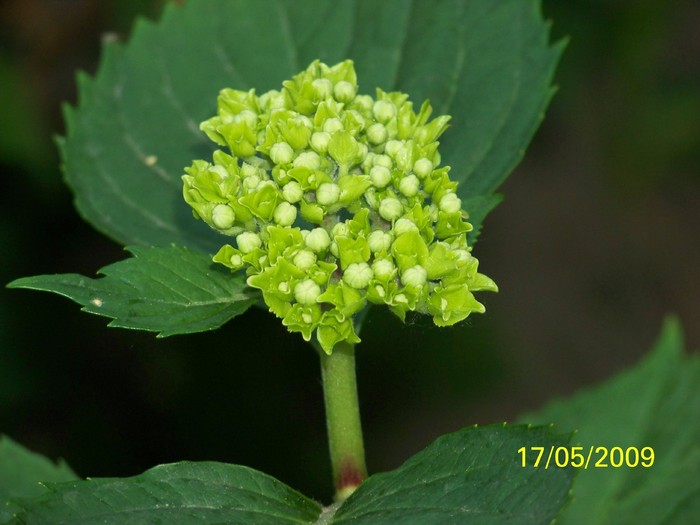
<box><xmin>183</xmin><ymin>60</ymin><xmax>497</xmax><ymax>353</ymax></box>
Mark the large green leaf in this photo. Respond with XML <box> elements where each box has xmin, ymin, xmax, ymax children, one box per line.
<box><xmin>6</xmin><ymin>462</ymin><xmax>322</xmax><ymax>525</ymax></box>
<box><xmin>330</xmin><ymin>424</ymin><xmax>575</xmax><ymax>524</ymax></box>
<box><xmin>6</xmin><ymin>426</ymin><xmax>574</xmax><ymax>524</ymax></box>
<box><xmin>522</xmin><ymin>317</ymin><xmax>700</xmax><ymax>525</ymax></box>
<box><xmin>61</xmin><ymin>0</ymin><xmax>563</xmax><ymax>251</ymax></box>
<box><xmin>0</xmin><ymin>436</ymin><xmax>77</xmax><ymax>523</ymax></box>
<box><xmin>7</xmin><ymin>245</ymin><xmax>258</xmax><ymax>336</ymax></box>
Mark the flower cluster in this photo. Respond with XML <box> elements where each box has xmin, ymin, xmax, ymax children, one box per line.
<box><xmin>183</xmin><ymin>60</ymin><xmax>497</xmax><ymax>353</ymax></box>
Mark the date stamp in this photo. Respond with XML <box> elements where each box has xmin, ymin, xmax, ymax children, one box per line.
<box><xmin>518</xmin><ymin>446</ymin><xmax>655</xmax><ymax>469</ymax></box>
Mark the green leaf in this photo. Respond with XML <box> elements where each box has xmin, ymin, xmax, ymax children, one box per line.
<box><xmin>7</xmin><ymin>246</ymin><xmax>257</xmax><ymax>337</ymax></box>
<box><xmin>521</xmin><ymin>317</ymin><xmax>700</xmax><ymax>525</ymax></box>
<box><xmin>0</xmin><ymin>435</ymin><xmax>77</xmax><ymax>523</ymax></box>
<box><xmin>330</xmin><ymin>424</ymin><xmax>574</xmax><ymax>524</ymax></box>
<box><xmin>7</xmin><ymin>462</ymin><xmax>322</xmax><ymax>524</ymax></box>
<box><xmin>61</xmin><ymin>0</ymin><xmax>562</xmax><ymax>251</ymax></box>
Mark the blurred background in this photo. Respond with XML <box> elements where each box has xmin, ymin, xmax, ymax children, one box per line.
<box><xmin>0</xmin><ymin>0</ymin><xmax>698</xmax><ymax>502</ymax></box>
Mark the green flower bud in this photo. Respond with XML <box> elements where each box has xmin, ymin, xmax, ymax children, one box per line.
<box><xmin>393</xmin><ymin>218</ymin><xmax>418</xmax><ymax>235</ymax></box>
<box><xmin>273</xmin><ymin>201</ymin><xmax>297</xmax><ymax>226</ymax></box>
<box><xmin>398</xmin><ymin>174</ymin><xmax>420</xmax><ymax>197</ymax></box>
<box><xmin>270</xmin><ymin>142</ymin><xmax>294</xmax><ymax>165</ymax></box>
<box><xmin>305</xmin><ymin>227</ymin><xmax>331</xmax><ymax>252</ymax></box>
<box><xmin>379</xmin><ymin>197</ymin><xmax>403</xmax><ymax>221</ymax></box>
<box><xmin>401</xmin><ymin>265</ymin><xmax>428</xmax><ymax>287</ymax></box>
<box><xmin>369</xmin><ymin>165</ymin><xmax>392</xmax><ymax>188</ymax></box>
<box><xmin>293</xmin><ymin>151</ymin><xmax>321</xmax><ymax>170</ymax></box>
<box><xmin>332</xmin><ymin>222</ymin><xmax>350</xmax><ymax>238</ymax></box>
<box><xmin>310</xmin><ymin>131</ymin><xmax>331</xmax><ymax>153</ymax></box>
<box><xmin>236</xmin><ymin>232</ymin><xmax>262</xmax><ymax>254</ymax></box>
<box><xmin>367</xmin><ymin>123</ymin><xmax>388</xmax><ymax>145</ymax></box>
<box><xmin>343</xmin><ymin>262</ymin><xmax>373</xmax><ymax>289</ymax></box>
<box><xmin>352</xmin><ymin>94</ymin><xmax>373</xmax><ymax>112</ymax></box>
<box><xmin>384</xmin><ymin>140</ymin><xmax>402</xmax><ymax>158</ymax></box>
<box><xmin>373</xmin><ymin>99</ymin><xmax>396</xmax><ymax>123</ymax></box>
<box><xmin>184</xmin><ymin>59</ymin><xmax>497</xmax><ymax>353</ymax></box>
<box><xmin>371</xmin><ymin>258</ymin><xmax>396</xmax><ymax>279</ymax></box>
<box><xmin>293</xmin><ymin>249</ymin><xmax>317</xmax><ymax>271</ymax></box>
<box><xmin>282</xmin><ymin>181</ymin><xmax>303</xmax><ymax>203</ymax></box>
<box><xmin>367</xmin><ymin>230</ymin><xmax>393</xmax><ymax>252</ymax></box>
<box><xmin>211</xmin><ymin>204</ymin><xmax>236</xmax><ymax>230</ymax></box>
<box><xmin>413</xmin><ymin>158</ymin><xmax>433</xmax><ymax>178</ymax></box>
<box><xmin>294</xmin><ymin>279</ymin><xmax>322</xmax><ymax>305</ymax></box>
<box><xmin>333</xmin><ymin>80</ymin><xmax>356</xmax><ymax>103</ymax></box>
<box><xmin>323</xmin><ymin>118</ymin><xmax>344</xmax><ymax>134</ymax></box>
<box><xmin>317</xmin><ymin>182</ymin><xmax>340</xmax><ymax>205</ymax></box>
<box><xmin>439</xmin><ymin>192</ymin><xmax>462</xmax><ymax>214</ymax></box>
<box><xmin>373</xmin><ymin>154</ymin><xmax>393</xmax><ymax>169</ymax></box>
<box><xmin>312</xmin><ymin>78</ymin><xmax>333</xmax><ymax>99</ymax></box>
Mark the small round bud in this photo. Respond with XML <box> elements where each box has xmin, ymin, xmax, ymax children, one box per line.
<box><xmin>305</xmin><ymin>228</ymin><xmax>331</xmax><ymax>252</ymax></box>
<box><xmin>353</xmin><ymin>94</ymin><xmax>373</xmax><ymax>112</ymax></box>
<box><xmin>310</xmin><ymin>131</ymin><xmax>331</xmax><ymax>153</ymax></box>
<box><xmin>211</xmin><ymin>204</ymin><xmax>236</xmax><ymax>230</ymax></box>
<box><xmin>282</xmin><ymin>181</ymin><xmax>303</xmax><ymax>203</ymax></box>
<box><xmin>366</xmin><ymin>123</ymin><xmax>388</xmax><ymax>145</ymax></box>
<box><xmin>240</xmin><ymin>162</ymin><xmax>260</xmax><ymax>179</ymax></box>
<box><xmin>242</xmin><ymin>174</ymin><xmax>261</xmax><ymax>192</ymax></box>
<box><xmin>273</xmin><ymin>201</ymin><xmax>297</xmax><ymax>226</ymax></box>
<box><xmin>356</xmin><ymin>142</ymin><xmax>369</xmax><ymax>162</ymax></box>
<box><xmin>367</xmin><ymin>230</ymin><xmax>393</xmax><ymax>252</ymax></box>
<box><xmin>270</xmin><ymin>142</ymin><xmax>294</xmax><ymax>165</ymax></box>
<box><xmin>293</xmin><ymin>249</ymin><xmax>317</xmax><ymax>271</ymax></box>
<box><xmin>373</xmin><ymin>154</ymin><xmax>393</xmax><ymax>169</ymax></box>
<box><xmin>230</xmin><ymin>253</ymin><xmax>243</xmax><ymax>267</ymax></box>
<box><xmin>371</xmin><ymin>258</ymin><xmax>395</xmax><ymax>279</ymax></box>
<box><xmin>393</xmin><ymin>218</ymin><xmax>418</xmax><ymax>235</ymax></box>
<box><xmin>312</xmin><ymin>78</ymin><xmax>333</xmax><ymax>99</ymax></box>
<box><xmin>384</xmin><ymin>140</ymin><xmax>403</xmax><ymax>158</ymax></box>
<box><xmin>343</xmin><ymin>262</ymin><xmax>373</xmax><ymax>289</ymax></box>
<box><xmin>413</xmin><ymin>158</ymin><xmax>433</xmax><ymax>178</ymax></box>
<box><xmin>317</xmin><ymin>183</ymin><xmax>340</xmax><ymax>205</ymax></box>
<box><xmin>369</xmin><ymin>166</ymin><xmax>392</xmax><ymax>188</ymax></box>
<box><xmin>293</xmin><ymin>151</ymin><xmax>321</xmax><ymax>170</ymax></box>
<box><xmin>373</xmin><ymin>100</ymin><xmax>396</xmax><ymax>123</ymax></box>
<box><xmin>333</xmin><ymin>80</ymin><xmax>356</xmax><ymax>103</ymax></box>
<box><xmin>379</xmin><ymin>197</ymin><xmax>403</xmax><ymax>221</ymax></box>
<box><xmin>332</xmin><ymin>222</ymin><xmax>349</xmax><ymax>238</ymax></box>
<box><xmin>401</xmin><ymin>265</ymin><xmax>427</xmax><ymax>287</ymax></box>
<box><xmin>439</xmin><ymin>193</ymin><xmax>462</xmax><ymax>214</ymax></box>
<box><xmin>398</xmin><ymin>174</ymin><xmax>420</xmax><ymax>197</ymax></box>
<box><xmin>294</xmin><ymin>279</ymin><xmax>322</xmax><ymax>305</ymax></box>
<box><xmin>236</xmin><ymin>232</ymin><xmax>262</xmax><ymax>254</ymax></box>
<box><xmin>323</xmin><ymin>118</ymin><xmax>344</xmax><ymax>134</ymax></box>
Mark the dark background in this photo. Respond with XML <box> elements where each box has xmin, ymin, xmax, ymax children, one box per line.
<box><xmin>1</xmin><ymin>0</ymin><xmax>698</xmax><ymax>502</ymax></box>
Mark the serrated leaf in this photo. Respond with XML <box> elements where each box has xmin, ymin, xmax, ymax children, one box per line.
<box><xmin>7</xmin><ymin>461</ymin><xmax>322</xmax><ymax>525</ymax></box>
<box><xmin>61</xmin><ymin>0</ymin><xmax>562</xmax><ymax>251</ymax></box>
<box><xmin>0</xmin><ymin>435</ymin><xmax>77</xmax><ymax>523</ymax></box>
<box><xmin>521</xmin><ymin>317</ymin><xmax>700</xmax><ymax>525</ymax></box>
<box><xmin>329</xmin><ymin>424</ymin><xmax>574</xmax><ymax>524</ymax></box>
<box><xmin>7</xmin><ymin>246</ymin><xmax>257</xmax><ymax>337</ymax></box>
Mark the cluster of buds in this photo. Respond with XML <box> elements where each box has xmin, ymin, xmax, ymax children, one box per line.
<box><xmin>183</xmin><ymin>60</ymin><xmax>497</xmax><ymax>353</ymax></box>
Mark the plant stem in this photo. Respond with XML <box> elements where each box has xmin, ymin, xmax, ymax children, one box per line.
<box><xmin>320</xmin><ymin>340</ymin><xmax>367</xmax><ymax>501</ymax></box>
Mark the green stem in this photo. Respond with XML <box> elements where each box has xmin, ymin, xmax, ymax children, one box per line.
<box><xmin>320</xmin><ymin>340</ymin><xmax>367</xmax><ymax>501</ymax></box>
